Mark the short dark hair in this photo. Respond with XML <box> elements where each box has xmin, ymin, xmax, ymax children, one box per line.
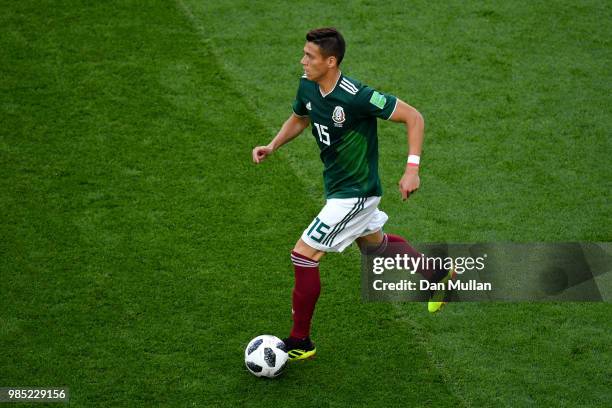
<box><xmin>306</xmin><ymin>27</ymin><xmax>346</xmax><ymax>66</ymax></box>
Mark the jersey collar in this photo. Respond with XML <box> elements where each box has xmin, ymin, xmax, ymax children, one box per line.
<box><xmin>318</xmin><ymin>71</ymin><xmax>342</xmax><ymax>98</ymax></box>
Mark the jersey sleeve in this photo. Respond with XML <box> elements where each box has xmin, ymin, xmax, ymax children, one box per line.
<box><xmin>292</xmin><ymin>79</ymin><xmax>309</xmax><ymax>117</ymax></box>
<box><xmin>354</xmin><ymin>86</ymin><xmax>398</xmax><ymax>120</ymax></box>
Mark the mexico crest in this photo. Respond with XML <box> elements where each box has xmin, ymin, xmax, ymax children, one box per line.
<box><xmin>332</xmin><ymin>106</ymin><xmax>346</xmax><ymax>126</ymax></box>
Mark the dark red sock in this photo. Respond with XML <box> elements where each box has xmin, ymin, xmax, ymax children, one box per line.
<box><xmin>289</xmin><ymin>251</ymin><xmax>321</xmax><ymax>339</ymax></box>
<box><xmin>383</xmin><ymin>233</ymin><xmax>438</xmax><ymax>281</ymax></box>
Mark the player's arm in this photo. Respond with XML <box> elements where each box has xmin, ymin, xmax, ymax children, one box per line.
<box><xmin>388</xmin><ymin>99</ymin><xmax>424</xmax><ymax>200</ymax></box>
<box><xmin>252</xmin><ymin>114</ymin><xmax>310</xmax><ymax>164</ymax></box>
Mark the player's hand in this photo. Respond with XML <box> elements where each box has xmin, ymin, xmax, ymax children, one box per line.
<box><xmin>252</xmin><ymin>145</ymin><xmax>274</xmax><ymax>164</ymax></box>
<box><xmin>398</xmin><ymin>171</ymin><xmax>420</xmax><ymax>201</ymax></box>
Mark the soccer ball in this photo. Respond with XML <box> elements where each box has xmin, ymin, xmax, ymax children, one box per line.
<box><xmin>244</xmin><ymin>335</ymin><xmax>288</xmax><ymax>378</ymax></box>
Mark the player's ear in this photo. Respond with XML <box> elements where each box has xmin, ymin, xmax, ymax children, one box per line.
<box><xmin>327</xmin><ymin>56</ymin><xmax>337</xmax><ymax>68</ymax></box>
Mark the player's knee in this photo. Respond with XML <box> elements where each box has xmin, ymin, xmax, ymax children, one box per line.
<box><xmin>292</xmin><ymin>239</ymin><xmax>324</xmax><ymax>262</ymax></box>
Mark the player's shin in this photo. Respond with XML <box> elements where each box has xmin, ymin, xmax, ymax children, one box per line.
<box><xmin>289</xmin><ymin>251</ymin><xmax>321</xmax><ymax>340</ymax></box>
<box><xmin>382</xmin><ymin>234</ymin><xmax>447</xmax><ymax>282</ymax></box>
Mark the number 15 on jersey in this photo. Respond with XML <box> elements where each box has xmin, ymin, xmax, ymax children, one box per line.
<box><xmin>314</xmin><ymin>123</ymin><xmax>330</xmax><ymax>146</ymax></box>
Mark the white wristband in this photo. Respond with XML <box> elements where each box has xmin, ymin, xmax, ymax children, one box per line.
<box><xmin>407</xmin><ymin>155</ymin><xmax>420</xmax><ymax>166</ymax></box>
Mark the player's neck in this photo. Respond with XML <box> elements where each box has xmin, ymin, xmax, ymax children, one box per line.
<box><xmin>317</xmin><ymin>70</ymin><xmax>341</xmax><ymax>95</ymax></box>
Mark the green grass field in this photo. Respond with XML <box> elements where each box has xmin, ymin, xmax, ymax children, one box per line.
<box><xmin>1</xmin><ymin>0</ymin><xmax>611</xmax><ymax>406</ymax></box>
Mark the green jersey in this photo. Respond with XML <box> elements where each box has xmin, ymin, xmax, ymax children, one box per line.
<box><xmin>292</xmin><ymin>73</ymin><xmax>397</xmax><ymax>199</ymax></box>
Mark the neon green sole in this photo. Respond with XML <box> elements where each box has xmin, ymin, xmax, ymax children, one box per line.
<box><xmin>288</xmin><ymin>348</ymin><xmax>317</xmax><ymax>361</ymax></box>
<box><xmin>428</xmin><ymin>300</ymin><xmax>447</xmax><ymax>313</ymax></box>
<box><xmin>428</xmin><ymin>268</ymin><xmax>456</xmax><ymax>313</ymax></box>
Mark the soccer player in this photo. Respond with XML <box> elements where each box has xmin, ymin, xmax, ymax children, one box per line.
<box><xmin>252</xmin><ymin>27</ymin><xmax>453</xmax><ymax>361</ymax></box>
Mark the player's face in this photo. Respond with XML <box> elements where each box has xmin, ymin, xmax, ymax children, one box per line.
<box><xmin>301</xmin><ymin>42</ymin><xmax>334</xmax><ymax>81</ymax></box>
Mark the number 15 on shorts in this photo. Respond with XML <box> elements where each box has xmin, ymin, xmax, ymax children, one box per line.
<box><xmin>306</xmin><ymin>217</ymin><xmax>330</xmax><ymax>243</ymax></box>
